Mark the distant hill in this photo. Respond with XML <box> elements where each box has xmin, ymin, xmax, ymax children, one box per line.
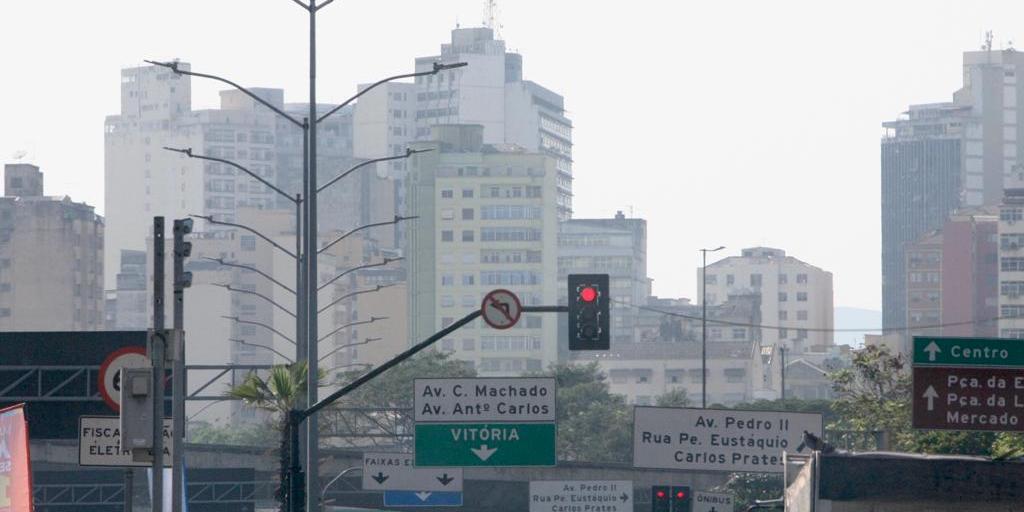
<box><xmin>833</xmin><ymin>307</ymin><xmax>882</xmax><ymax>348</ymax></box>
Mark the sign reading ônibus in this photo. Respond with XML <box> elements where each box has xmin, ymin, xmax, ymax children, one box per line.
<box><xmin>632</xmin><ymin>407</ymin><xmax>822</xmax><ymax>473</ymax></box>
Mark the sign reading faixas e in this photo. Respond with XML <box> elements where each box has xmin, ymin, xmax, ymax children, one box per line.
<box><xmin>632</xmin><ymin>407</ymin><xmax>822</xmax><ymax>473</ymax></box>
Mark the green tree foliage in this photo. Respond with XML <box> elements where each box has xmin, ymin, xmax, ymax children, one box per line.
<box><xmin>188</xmin><ymin>421</ymin><xmax>276</xmax><ymax>446</ymax></box>
<box><xmin>532</xmin><ymin>362</ymin><xmax>632</xmax><ymax>463</ymax></box>
<box><xmin>655</xmin><ymin>387</ymin><xmax>691</xmax><ymax>407</ymax></box>
<box><xmin>331</xmin><ymin>350</ymin><xmax>475</xmax><ymax>448</ymax></box>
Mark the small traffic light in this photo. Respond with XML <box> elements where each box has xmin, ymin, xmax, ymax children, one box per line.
<box><xmin>671</xmin><ymin>486</ymin><xmax>692</xmax><ymax>512</ymax></box>
<box><xmin>568</xmin><ymin>274</ymin><xmax>610</xmax><ymax>350</ymax></box>
<box><xmin>651</xmin><ymin>486</ymin><xmax>670</xmax><ymax>512</ymax></box>
<box><xmin>173</xmin><ymin>218</ymin><xmax>193</xmax><ymax>290</ymax></box>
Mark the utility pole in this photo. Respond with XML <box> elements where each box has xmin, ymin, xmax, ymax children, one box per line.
<box><xmin>700</xmin><ymin>246</ymin><xmax>724</xmax><ymax>409</ymax></box>
<box><xmin>306</xmin><ymin>6</ymin><xmax>321</xmax><ymax>510</ymax></box>
<box><xmin>172</xmin><ymin>219</ymin><xmax>193</xmax><ymax>512</ymax></box>
<box><xmin>152</xmin><ymin>216</ymin><xmax>166</xmax><ymax>512</ymax></box>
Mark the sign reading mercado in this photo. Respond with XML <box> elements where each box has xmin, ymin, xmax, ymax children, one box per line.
<box><xmin>632</xmin><ymin>407</ymin><xmax>822</xmax><ymax>473</ymax></box>
<box><xmin>414</xmin><ymin>377</ymin><xmax>556</xmax><ymax>467</ymax></box>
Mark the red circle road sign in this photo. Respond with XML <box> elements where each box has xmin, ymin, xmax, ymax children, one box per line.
<box><xmin>99</xmin><ymin>346</ymin><xmax>148</xmax><ymax>412</ymax></box>
<box><xmin>481</xmin><ymin>289</ymin><xmax>523</xmax><ymax>330</ymax></box>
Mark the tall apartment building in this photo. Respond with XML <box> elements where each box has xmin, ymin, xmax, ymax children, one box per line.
<box><xmin>699</xmin><ymin>247</ymin><xmax>833</xmax><ymax>353</ymax></box>
<box><xmin>407</xmin><ymin>124</ymin><xmax>558</xmax><ymax>375</ymax></box>
<box><xmin>883</xmin><ymin>47</ymin><xmax>1024</xmax><ymax>331</ymax></box>
<box><xmin>0</xmin><ymin>164</ymin><xmax>104</xmax><ymax>330</ymax></box>
<box><xmin>557</xmin><ymin>212</ymin><xmax>651</xmax><ymax>347</ymax></box>
<box><xmin>412</xmin><ymin>27</ymin><xmax>574</xmax><ymax>220</ymax></box>
<box><xmin>904</xmin><ymin>209</ymin><xmax>999</xmax><ymax>339</ymax></box>
<box><xmin>104</xmin><ymin>63</ymin><xmax>359</xmax><ymax>290</ymax></box>
<box><xmin>999</xmin><ymin>173</ymin><xmax>1024</xmax><ymax>338</ymax></box>
<box><xmin>106</xmin><ymin>249</ymin><xmax>148</xmax><ymax>329</ymax></box>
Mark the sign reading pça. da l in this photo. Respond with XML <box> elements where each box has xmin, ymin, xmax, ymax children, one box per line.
<box><xmin>912</xmin><ymin>366</ymin><xmax>1024</xmax><ymax>431</ymax></box>
<box><xmin>362</xmin><ymin>452</ymin><xmax>463</xmax><ymax>492</ymax></box>
<box><xmin>693</xmin><ymin>491</ymin><xmax>734</xmax><ymax>512</ymax></box>
<box><xmin>632</xmin><ymin>407</ymin><xmax>823</xmax><ymax>473</ymax></box>
<box><xmin>414</xmin><ymin>377</ymin><xmax>557</xmax><ymax>467</ymax></box>
<box><xmin>529</xmin><ymin>480</ymin><xmax>632</xmax><ymax>512</ymax></box>
<box><xmin>78</xmin><ymin>415</ymin><xmax>172</xmax><ymax>467</ymax></box>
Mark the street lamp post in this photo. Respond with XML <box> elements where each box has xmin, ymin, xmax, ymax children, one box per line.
<box><xmin>700</xmin><ymin>246</ymin><xmax>725</xmax><ymax>409</ymax></box>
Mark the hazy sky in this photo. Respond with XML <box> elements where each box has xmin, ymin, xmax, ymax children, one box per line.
<box><xmin>2</xmin><ymin>1</ymin><xmax>1023</xmax><ymax>311</ymax></box>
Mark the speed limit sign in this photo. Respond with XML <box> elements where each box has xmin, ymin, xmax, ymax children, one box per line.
<box><xmin>98</xmin><ymin>346</ymin><xmax>148</xmax><ymax>412</ymax></box>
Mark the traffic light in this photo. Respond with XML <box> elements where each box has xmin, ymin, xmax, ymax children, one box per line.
<box><xmin>651</xmin><ymin>486</ymin><xmax>670</xmax><ymax>512</ymax></box>
<box><xmin>568</xmin><ymin>273</ymin><xmax>610</xmax><ymax>350</ymax></box>
<box><xmin>173</xmin><ymin>218</ymin><xmax>193</xmax><ymax>290</ymax></box>
<box><xmin>671</xmin><ymin>486</ymin><xmax>692</xmax><ymax>512</ymax></box>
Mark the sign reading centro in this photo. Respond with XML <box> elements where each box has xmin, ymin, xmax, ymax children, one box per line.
<box><xmin>632</xmin><ymin>407</ymin><xmax>822</xmax><ymax>473</ymax></box>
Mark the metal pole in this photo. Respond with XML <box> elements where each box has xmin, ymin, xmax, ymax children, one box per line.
<box><xmin>172</xmin><ymin>220</ymin><xmax>188</xmax><ymax>512</ymax></box>
<box><xmin>701</xmin><ymin>249</ymin><xmax>707</xmax><ymax>409</ymax></box>
<box><xmin>124</xmin><ymin>469</ymin><xmax>133</xmax><ymax>512</ymax></box>
<box><xmin>152</xmin><ymin>216</ymin><xmax>165</xmax><ymax>512</ymax></box>
<box><xmin>306</xmin><ymin>7</ymin><xmax>320</xmax><ymax>511</ymax></box>
<box><xmin>780</xmin><ymin>346</ymin><xmax>786</xmax><ymax>407</ymax></box>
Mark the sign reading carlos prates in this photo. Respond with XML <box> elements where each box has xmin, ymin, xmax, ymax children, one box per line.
<box><xmin>632</xmin><ymin>407</ymin><xmax>823</xmax><ymax>473</ymax></box>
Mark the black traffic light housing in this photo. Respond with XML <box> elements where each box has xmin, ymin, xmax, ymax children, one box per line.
<box><xmin>173</xmin><ymin>218</ymin><xmax>193</xmax><ymax>290</ymax></box>
<box><xmin>671</xmin><ymin>486</ymin><xmax>692</xmax><ymax>512</ymax></box>
<box><xmin>568</xmin><ymin>273</ymin><xmax>610</xmax><ymax>350</ymax></box>
<box><xmin>651</xmin><ymin>486</ymin><xmax>670</xmax><ymax>512</ymax></box>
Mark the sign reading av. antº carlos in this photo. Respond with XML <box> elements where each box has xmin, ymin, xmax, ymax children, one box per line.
<box><xmin>632</xmin><ymin>407</ymin><xmax>822</xmax><ymax>473</ymax></box>
<box><xmin>414</xmin><ymin>377</ymin><xmax>556</xmax><ymax>467</ymax></box>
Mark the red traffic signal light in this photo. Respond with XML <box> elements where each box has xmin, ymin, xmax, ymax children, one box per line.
<box><xmin>671</xmin><ymin>486</ymin><xmax>692</xmax><ymax>512</ymax></box>
<box><xmin>579</xmin><ymin>286</ymin><xmax>598</xmax><ymax>303</ymax></box>
<box><xmin>675</xmin><ymin>491</ymin><xmax>686</xmax><ymax>499</ymax></box>
<box><xmin>651</xmin><ymin>486</ymin><xmax>670</xmax><ymax>512</ymax></box>
<box><xmin>656</xmin><ymin>490</ymin><xmax>667</xmax><ymax>499</ymax></box>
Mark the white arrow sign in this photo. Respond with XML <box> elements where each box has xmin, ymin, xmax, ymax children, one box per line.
<box><xmin>922</xmin><ymin>385</ymin><xmax>939</xmax><ymax>411</ymax></box>
<box><xmin>471</xmin><ymin>445</ymin><xmax>497</xmax><ymax>461</ymax></box>
<box><xmin>362</xmin><ymin>452</ymin><xmax>462</xmax><ymax>491</ymax></box>
<box><xmin>415</xmin><ymin>492</ymin><xmax>432</xmax><ymax>501</ymax></box>
<box><xmin>924</xmin><ymin>341</ymin><xmax>941</xmax><ymax>362</ymax></box>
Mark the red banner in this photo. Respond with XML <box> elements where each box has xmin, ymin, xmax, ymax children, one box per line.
<box><xmin>0</xmin><ymin>404</ymin><xmax>32</xmax><ymax>512</ymax></box>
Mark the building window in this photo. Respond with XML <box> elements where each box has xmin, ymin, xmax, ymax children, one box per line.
<box><xmin>462</xmin><ymin>339</ymin><xmax>476</xmax><ymax>351</ymax></box>
<box><xmin>779</xmin><ymin>310</ymin><xmax>788</xmax><ymax>320</ymax></box>
<box><xmin>462</xmin><ymin>230</ymin><xmax>474</xmax><ymax>242</ymax></box>
<box><xmin>240</xmin><ymin>235</ymin><xmax>256</xmax><ymax>251</ymax></box>
<box><xmin>750</xmin><ymin>274</ymin><xmax>762</xmax><ymax>287</ymax></box>
<box><xmin>441</xmin><ymin>189</ymin><xmax>454</xmax><ymax>199</ymax></box>
<box><xmin>796</xmin><ymin>329</ymin><xmax>808</xmax><ymax>340</ymax></box>
<box><xmin>441</xmin><ymin>274</ymin><xmax>454</xmax><ymax>286</ymax></box>
<box><xmin>1002</xmin><ymin>257</ymin><xmax>1024</xmax><ymax>272</ymax></box>
<box><xmin>440</xmin><ymin>295</ymin><xmax>454</xmax><ymax>307</ymax></box>
<box><xmin>731</xmin><ymin>328</ymin><xmax>746</xmax><ymax>339</ymax></box>
<box><xmin>0</xmin><ymin>308</ymin><xmax>9</xmax><ymax>317</ymax></box>
<box><xmin>441</xmin><ymin>208</ymin><xmax>455</xmax><ymax>220</ymax></box>
<box><xmin>441</xmin><ymin>230</ymin><xmax>454</xmax><ymax>242</ymax></box>
<box><xmin>462</xmin><ymin>274</ymin><xmax>475</xmax><ymax>286</ymax></box>
<box><xmin>796</xmin><ymin>292</ymin><xmax>808</xmax><ymax>302</ymax></box>
<box><xmin>779</xmin><ymin>292</ymin><xmax>788</xmax><ymax>302</ymax></box>
<box><xmin>441</xmin><ymin>338</ymin><xmax>455</xmax><ymax>351</ymax></box>
<box><xmin>462</xmin><ymin>208</ymin><xmax>474</xmax><ymax>220</ymax></box>
<box><xmin>797</xmin><ymin>310</ymin><xmax>808</xmax><ymax>321</ymax></box>
<box><xmin>726</xmin><ymin>274</ymin><xmax>735</xmax><ymax>285</ymax></box>
<box><xmin>705</xmin><ymin>274</ymin><xmax>717</xmax><ymax>285</ymax></box>
<box><xmin>462</xmin><ymin>188</ymin><xmax>474</xmax><ymax>198</ymax></box>
<box><xmin>796</xmin><ymin>273</ymin><xmax>808</xmax><ymax>284</ymax></box>
<box><xmin>779</xmin><ymin>274</ymin><xmax>788</xmax><ymax>285</ymax></box>
<box><xmin>461</xmin><ymin>295</ymin><xmax>476</xmax><ymax>307</ymax></box>
<box><xmin>779</xmin><ymin>328</ymin><xmax>788</xmax><ymax>339</ymax></box>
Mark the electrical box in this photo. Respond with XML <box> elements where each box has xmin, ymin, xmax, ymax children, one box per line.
<box><xmin>120</xmin><ymin>366</ymin><xmax>155</xmax><ymax>457</ymax></box>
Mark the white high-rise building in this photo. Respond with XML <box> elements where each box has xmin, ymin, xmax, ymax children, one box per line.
<box><xmin>699</xmin><ymin>247</ymin><xmax>834</xmax><ymax>353</ymax></box>
<box><xmin>412</xmin><ymin>27</ymin><xmax>574</xmax><ymax>220</ymax></box>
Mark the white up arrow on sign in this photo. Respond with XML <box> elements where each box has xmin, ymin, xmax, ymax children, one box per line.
<box><xmin>922</xmin><ymin>385</ymin><xmax>939</xmax><ymax>411</ymax></box>
<box><xmin>924</xmin><ymin>341</ymin><xmax>941</xmax><ymax>361</ymax></box>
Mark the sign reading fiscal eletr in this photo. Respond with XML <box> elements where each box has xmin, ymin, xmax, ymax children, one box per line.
<box><xmin>414</xmin><ymin>377</ymin><xmax>557</xmax><ymax>467</ymax></box>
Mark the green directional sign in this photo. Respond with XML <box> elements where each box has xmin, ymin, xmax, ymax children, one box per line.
<box><xmin>913</xmin><ymin>337</ymin><xmax>1024</xmax><ymax>367</ymax></box>
<box><xmin>414</xmin><ymin>422</ymin><xmax>556</xmax><ymax>467</ymax></box>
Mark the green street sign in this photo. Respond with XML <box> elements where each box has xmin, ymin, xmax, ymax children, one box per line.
<box><xmin>913</xmin><ymin>337</ymin><xmax>1024</xmax><ymax>367</ymax></box>
<box><xmin>414</xmin><ymin>423</ymin><xmax>556</xmax><ymax>467</ymax></box>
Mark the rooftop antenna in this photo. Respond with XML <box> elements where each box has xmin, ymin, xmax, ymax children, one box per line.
<box><xmin>11</xmin><ymin>150</ymin><xmax>27</xmax><ymax>161</ymax></box>
<box><xmin>483</xmin><ymin>0</ymin><xmax>503</xmax><ymax>40</ymax></box>
<box><xmin>984</xmin><ymin>30</ymin><xmax>994</xmax><ymax>51</ymax></box>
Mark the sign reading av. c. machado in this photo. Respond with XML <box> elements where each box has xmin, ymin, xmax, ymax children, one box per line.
<box><xmin>529</xmin><ymin>480</ymin><xmax>632</xmax><ymax>512</ymax></box>
<box><xmin>632</xmin><ymin>407</ymin><xmax>822</xmax><ymax>473</ymax></box>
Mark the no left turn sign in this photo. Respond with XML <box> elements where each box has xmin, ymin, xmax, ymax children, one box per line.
<box><xmin>481</xmin><ymin>289</ymin><xmax>522</xmax><ymax>330</ymax></box>
<box><xmin>98</xmin><ymin>346</ymin><xmax>148</xmax><ymax>412</ymax></box>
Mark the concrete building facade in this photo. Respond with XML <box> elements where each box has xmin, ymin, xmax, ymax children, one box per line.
<box><xmin>699</xmin><ymin>247</ymin><xmax>834</xmax><ymax>353</ymax></box>
<box><xmin>406</xmin><ymin>124</ymin><xmax>558</xmax><ymax>375</ymax></box>
<box><xmin>0</xmin><ymin>164</ymin><xmax>104</xmax><ymax>331</ymax></box>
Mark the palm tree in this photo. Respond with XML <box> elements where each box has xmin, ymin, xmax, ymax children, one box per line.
<box><xmin>228</xmin><ymin>363</ymin><xmax>308</xmax><ymax>512</ymax></box>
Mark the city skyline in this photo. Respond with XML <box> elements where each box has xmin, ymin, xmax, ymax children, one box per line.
<box><xmin>5</xmin><ymin>1</ymin><xmax>1024</xmax><ymax>311</ymax></box>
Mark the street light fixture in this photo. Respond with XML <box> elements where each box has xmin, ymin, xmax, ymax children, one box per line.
<box><xmin>318</xmin><ymin>258</ymin><xmax>403</xmax><ymax>292</ymax></box>
<box><xmin>230</xmin><ymin>338</ymin><xmax>295</xmax><ymax>363</ymax></box>
<box><xmin>318</xmin><ymin>284</ymin><xmax>394</xmax><ymax>315</ymax></box>
<box><xmin>318</xmin><ymin>216</ymin><xmax>418</xmax><ymax>255</ymax></box>
<box><xmin>202</xmin><ymin>257</ymin><xmax>296</xmax><ymax>295</ymax></box>
<box><xmin>222</xmin><ymin>315</ymin><xmax>296</xmax><ymax>345</ymax></box>
<box><xmin>211</xmin><ymin>283</ymin><xmax>295</xmax><ymax>318</ymax></box>
<box><xmin>700</xmin><ymin>245</ymin><xmax>726</xmax><ymax>409</ymax></box>
<box><xmin>318</xmin><ymin>337</ymin><xmax>382</xmax><ymax>363</ymax></box>
<box><xmin>191</xmin><ymin>214</ymin><xmax>297</xmax><ymax>259</ymax></box>
<box><xmin>317</xmin><ymin>317</ymin><xmax>387</xmax><ymax>343</ymax></box>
